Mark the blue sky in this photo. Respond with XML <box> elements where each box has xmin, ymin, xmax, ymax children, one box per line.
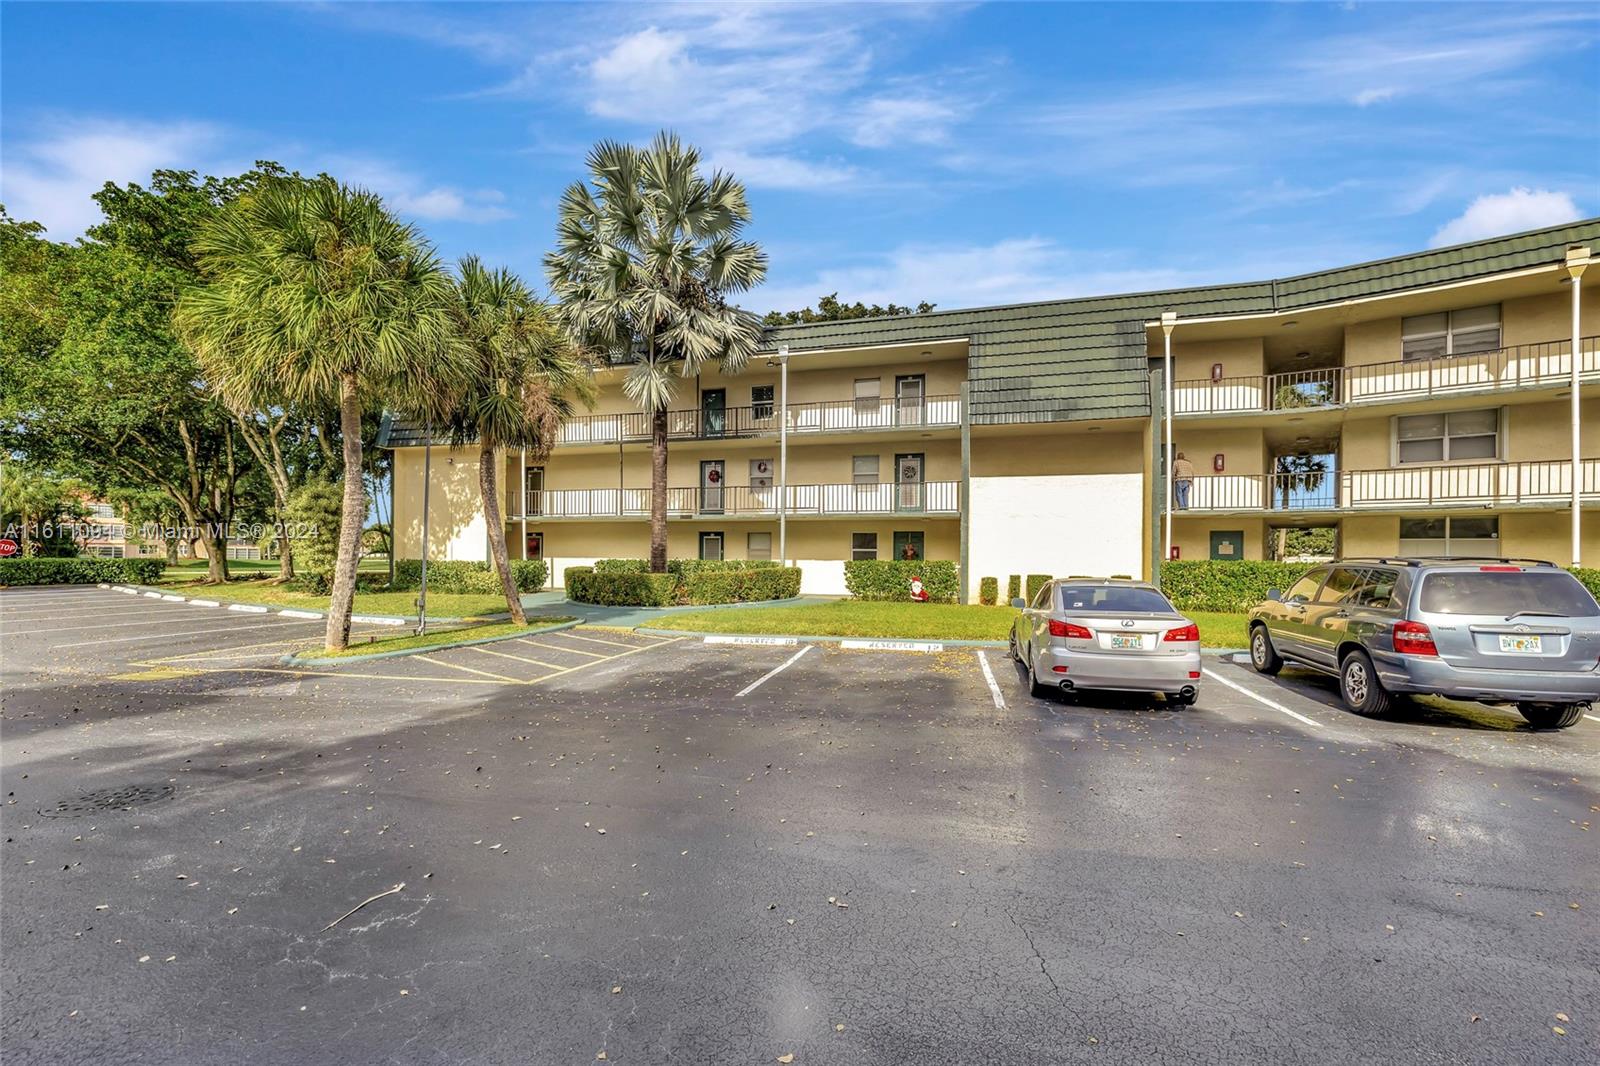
<box><xmin>3</xmin><ymin>2</ymin><xmax>1597</xmax><ymax>314</ymax></box>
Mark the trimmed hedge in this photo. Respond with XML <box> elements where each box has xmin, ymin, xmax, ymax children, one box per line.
<box><xmin>589</xmin><ymin>558</ymin><xmax>780</xmax><ymax>577</ymax></box>
<box><xmin>979</xmin><ymin>576</ymin><xmax>999</xmax><ymax>606</ymax></box>
<box><xmin>1573</xmin><ymin>568</ymin><xmax>1600</xmax><ymax>600</ymax></box>
<box><xmin>564</xmin><ymin>566</ymin><xmax>678</xmax><ymax>607</ymax></box>
<box><xmin>843</xmin><ymin>560</ymin><xmax>959</xmax><ymax>603</ymax></box>
<box><xmin>1007</xmin><ymin>574</ymin><xmax>1021</xmax><ymax>602</ymax></box>
<box><xmin>1024</xmin><ymin>573</ymin><xmax>1052</xmax><ymax>604</ymax></box>
<box><xmin>1159</xmin><ymin>560</ymin><xmax>1318</xmax><ymax>612</ymax></box>
<box><xmin>679</xmin><ymin>566</ymin><xmax>801</xmax><ymax>605</ymax></box>
<box><xmin>392</xmin><ymin>558</ymin><xmax>547</xmax><ymax>594</ymax></box>
<box><xmin>0</xmin><ymin>557</ymin><xmax>167</xmax><ymax>586</ymax></box>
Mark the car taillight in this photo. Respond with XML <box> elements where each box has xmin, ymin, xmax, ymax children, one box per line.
<box><xmin>1478</xmin><ymin>565</ymin><xmax>1521</xmax><ymax>572</ymax></box>
<box><xmin>1049</xmin><ymin>620</ymin><xmax>1092</xmax><ymax>639</ymax></box>
<box><xmin>1393</xmin><ymin>620</ymin><xmax>1438</xmax><ymax>656</ymax></box>
<box><xmin>1163</xmin><ymin>623</ymin><xmax>1200</xmax><ymax>642</ymax></box>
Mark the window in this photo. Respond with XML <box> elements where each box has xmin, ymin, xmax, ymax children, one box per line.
<box><xmin>1055</xmin><ymin>585</ymin><xmax>1176</xmax><ymax>613</ymax></box>
<box><xmin>1420</xmin><ymin>570</ymin><xmax>1599</xmax><ymax>617</ymax></box>
<box><xmin>1315</xmin><ymin>567</ymin><xmax>1363</xmax><ymax>602</ymax></box>
<box><xmin>1395</xmin><ymin>408</ymin><xmax>1499</xmax><ymax>463</ymax></box>
<box><xmin>1343</xmin><ymin>568</ymin><xmax>1400</xmax><ymax>609</ymax></box>
<box><xmin>851</xmin><ymin>532</ymin><xmax>878</xmax><ymax>560</ymax></box>
<box><xmin>89</xmin><ymin>503</ymin><xmax>115</xmax><ymax>519</ymax></box>
<box><xmin>852</xmin><ymin>455</ymin><xmax>880</xmax><ymax>485</ymax></box>
<box><xmin>747</xmin><ymin>532</ymin><xmax>772</xmax><ymax>561</ymax></box>
<box><xmin>853</xmin><ymin>377</ymin><xmax>881</xmax><ymax>415</ymax></box>
<box><xmin>1399</xmin><ymin>516</ymin><xmax>1500</xmax><ymax>557</ymax></box>
<box><xmin>1401</xmin><ymin>304</ymin><xmax>1500</xmax><ymax>362</ymax></box>
<box><xmin>699</xmin><ymin>531</ymin><xmax>724</xmax><ymax>561</ymax></box>
<box><xmin>1031</xmin><ymin>582</ymin><xmax>1053</xmax><ymax>609</ymax></box>
<box><xmin>1283</xmin><ymin>572</ymin><xmax>1324</xmax><ymax>604</ymax></box>
<box><xmin>752</xmin><ymin>385</ymin><xmax>774</xmax><ymax>421</ymax></box>
<box><xmin>892</xmin><ymin>531</ymin><xmax>924</xmax><ymax>561</ymax></box>
<box><xmin>749</xmin><ymin>458</ymin><xmax>774</xmax><ymax>490</ymax></box>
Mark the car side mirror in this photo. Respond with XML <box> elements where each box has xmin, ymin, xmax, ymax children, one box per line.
<box><xmin>1266</xmin><ymin>588</ymin><xmax>1282</xmax><ymax>602</ymax></box>
<box><xmin>1010</xmin><ymin>597</ymin><xmax>1026</xmax><ymax>610</ymax></box>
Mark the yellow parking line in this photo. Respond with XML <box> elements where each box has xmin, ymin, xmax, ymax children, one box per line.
<box><xmin>140</xmin><ymin>664</ymin><xmax>511</xmax><ymax>685</ymax></box>
<box><xmin>141</xmin><ymin>629</ymin><xmax>410</xmax><ymax>663</ymax></box>
<box><xmin>414</xmin><ymin>653</ymin><xmax>523</xmax><ymax>683</ymax></box>
<box><xmin>464</xmin><ymin>645</ymin><xmax>565</xmax><ymax>670</ymax></box>
<box><xmin>520</xmin><ymin>637</ymin><xmax>608</xmax><ymax>657</ymax></box>
<box><xmin>559</xmin><ymin>631</ymin><xmax>665</xmax><ymax>649</ymax></box>
<box><xmin>520</xmin><ymin>635</ymin><xmax>684</xmax><ymax>687</ymax></box>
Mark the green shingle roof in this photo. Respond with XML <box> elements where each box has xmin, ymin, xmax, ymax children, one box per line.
<box><xmin>380</xmin><ymin>219</ymin><xmax>1600</xmax><ymax>446</ymax></box>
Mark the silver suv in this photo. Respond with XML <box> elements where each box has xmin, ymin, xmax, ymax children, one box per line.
<box><xmin>1247</xmin><ymin>558</ymin><xmax>1600</xmax><ymax>729</ymax></box>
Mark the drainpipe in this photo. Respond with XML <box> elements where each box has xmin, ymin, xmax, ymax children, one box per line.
<box><xmin>771</xmin><ymin>345</ymin><xmax>790</xmax><ymax>563</ymax></box>
<box><xmin>1161</xmin><ymin>312</ymin><xmax>1178</xmax><ymax>570</ymax></box>
<box><xmin>1566</xmin><ymin>247</ymin><xmax>1589</xmax><ymax>568</ymax></box>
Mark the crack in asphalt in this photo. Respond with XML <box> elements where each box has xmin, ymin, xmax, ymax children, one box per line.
<box><xmin>1007</xmin><ymin>911</ymin><xmax>1064</xmax><ymax>1005</ymax></box>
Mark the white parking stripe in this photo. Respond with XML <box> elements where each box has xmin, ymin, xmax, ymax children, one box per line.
<box><xmin>1586</xmin><ymin>714</ymin><xmax>1600</xmax><ymax>723</ymax></box>
<box><xmin>52</xmin><ymin>619</ymin><xmax>315</xmax><ymax>649</ymax></box>
<box><xmin>976</xmin><ymin>650</ymin><xmax>1007</xmax><ymax>710</ymax></box>
<box><xmin>1203</xmin><ymin>666</ymin><xmax>1324</xmax><ymax>728</ymax></box>
<box><xmin>736</xmin><ymin>645</ymin><xmax>813</xmax><ymax>698</ymax></box>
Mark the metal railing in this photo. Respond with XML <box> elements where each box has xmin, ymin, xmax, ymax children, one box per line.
<box><xmin>553</xmin><ymin>395</ymin><xmax>962</xmax><ymax>446</ymax></box>
<box><xmin>510</xmin><ymin>481</ymin><xmax>960</xmax><ymax>519</ymax></box>
<box><xmin>1172</xmin><ymin>336</ymin><xmax>1599</xmax><ymax>416</ymax></box>
<box><xmin>1176</xmin><ymin>459</ymin><xmax>1600</xmax><ymax>513</ymax></box>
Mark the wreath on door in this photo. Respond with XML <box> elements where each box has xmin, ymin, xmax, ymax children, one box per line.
<box><xmin>707</xmin><ymin>468</ymin><xmax>721</xmax><ymax>484</ymax></box>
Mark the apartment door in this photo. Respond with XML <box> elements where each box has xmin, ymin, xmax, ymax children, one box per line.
<box><xmin>524</xmin><ymin>465</ymin><xmax>544</xmax><ymax>517</ymax></box>
<box><xmin>524</xmin><ymin>531</ymin><xmax>543</xmax><ymax>561</ymax></box>
<box><xmin>701</xmin><ymin>389</ymin><xmax>726</xmax><ymax>437</ymax></box>
<box><xmin>698</xmin><ymin>531</ymin><xmax>724</xmax><ymax>561</ymax></box>
<box><xmin>895</xmin><ymin>453</ymin><xmax>925</xmax><ymax>512</ymax></box>
<box><xmin>699</xmin><ymin>459</ymin><xmax>725</xmax><ymax>514</ymax></box>
<box><xmin>895</xmin><ymin>375</ymin><xmax>926</xmax><ymax>426</ymax></box>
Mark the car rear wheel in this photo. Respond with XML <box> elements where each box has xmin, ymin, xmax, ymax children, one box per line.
<box><xmin>1008</xmin><ymin>630</ymin><xmax>1020</xmax><ymax>662</ymax></box>
<box><xmin>1249</xmin><ymin>625</ymin><xmax>1282</xmax><ymax>675</ymax></box>
<box><xmin>1516</xmin><ymin>702</ymin><xmax>1587</xmax><ymax>730</ymax></box>
<box><xmin>1027</xmin><ymin>654</ymin><xmax>1053</xmax><ymax>700</ymax></box>
<box><xmin>1339</xmin><ymin>650</ymin><xmax>1392</xmax><ymax>717</ymax></box>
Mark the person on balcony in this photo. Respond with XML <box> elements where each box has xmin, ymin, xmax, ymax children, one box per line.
<box><xmin>1173</xmin><ymin>451</ymin><xmax>1195</xmax><ymax>510</ymax></box>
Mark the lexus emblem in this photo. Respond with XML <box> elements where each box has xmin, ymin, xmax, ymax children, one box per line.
<box><xmin>1121</xmin><ymin>619</ymin><xmax>1136</xmax><ymax>628</ymax></box>
<box><xmin>1514</xmin><ymin>624</ymin><xmax>1529</xmax><ymax>633</ymax></box>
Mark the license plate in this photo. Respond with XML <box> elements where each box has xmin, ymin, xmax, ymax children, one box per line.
<box><xmin>1497</xmin><ymin>634</ymin><xmax>1542</xmax><ymax>654</ymax></box>
<box><xmin>1108</xmin><ymin>634</ymin><xmax>1146</xmax><ymax>650</ymax></box>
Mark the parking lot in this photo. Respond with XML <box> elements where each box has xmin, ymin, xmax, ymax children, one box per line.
<box><xmin>3</xmin><ymin>585</ymin><xmax>1597</xmax><ymax>1064</ymax></box>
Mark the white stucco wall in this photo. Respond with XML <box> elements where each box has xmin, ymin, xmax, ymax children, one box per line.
<box><xmin>967</xmin><ymin>473</ymin><xmax>1145</xmax><ymax>599</ymax></box>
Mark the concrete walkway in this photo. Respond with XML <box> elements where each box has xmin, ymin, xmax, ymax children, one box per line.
<box><xmin>514</xmin><ymin>590</ymin><xmax>836</xmax><ymax>628</ymax></box>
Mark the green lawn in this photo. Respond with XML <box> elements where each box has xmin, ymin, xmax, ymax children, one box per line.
<box><xmin>160</xmin><ymin>578</ymin><xmax>509</xmax><ymax>619</ymax></box>
<box><xmin>160</xmin><ymin>556</ymin><xmax>390</xmax><ymax>575</ymax></box>
<box><xmin>298</xmin><ymin>618</ymin><xmax>572</xmax><ymax>659</ymax></box>
<box><xmin>641</xmin><ymin>600</ymin><xmax>1251</xmax><ymax>647</ymax></box>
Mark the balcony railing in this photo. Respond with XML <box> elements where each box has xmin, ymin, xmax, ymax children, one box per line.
<box><xmin>1176</xmin><ymin>459</ymin><xmax>1600</xmax><ymax>513</ymax></box>
<box><xmin>553</xmin><ymin>395</ymin><xmax>962</xmax><ymax>446</ymax></box>
<box><xmin>510</xmin><ymin>481</ymin><xmax>960</xmax><ymax>519</ymax></box>
<box><xmin>1173</xmin><ymin>336</ymin><xmax>1600</xmax><ymax>416</ymax></box>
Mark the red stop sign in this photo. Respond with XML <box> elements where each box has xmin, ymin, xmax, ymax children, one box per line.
<box><xmin>0</xmin><ymin>539</ymin><xmax>18</xmax><ymax>558</ymax></box>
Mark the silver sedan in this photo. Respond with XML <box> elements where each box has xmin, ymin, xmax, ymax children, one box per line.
<box><xmin>1010</xmin><ymin>579</ymin><xmax>1202</xmax><ymax>704</ymax></box>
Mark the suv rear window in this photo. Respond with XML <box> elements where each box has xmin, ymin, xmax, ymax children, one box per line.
<box><xmin>1418</xmin><ymin>570</ymin><xmax>1600</xmax><ymax>617</ymax></box>
<box><xmin>1057</xmin><ymin>585</ymin><xmax>1176</xmax><ymax>613</ymax></box>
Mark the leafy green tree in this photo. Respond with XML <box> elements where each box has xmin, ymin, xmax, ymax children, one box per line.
<box><xmin>432</xmin><ymin>257</ymin><xmax>592</xmax><ymax>622</ymax></box>
<box><xmin>178</xmin><ymin>177</ymin><xmax>463</xmax><ymax>649</ymax></box>
<box><xmin>546</xmin><ymin>133</ymin><xmax>767</xmax><ymax>572</ymax></box>
<box><xmin>761</xmin><ymin>292</ymin><xmax>935</xmax><ymax>327</ymax></box>
<box><xmin>283</xmin><ymin>480</ymin><xmax>342</xmax><ymax>592</ymax></box>
<box><xmin>0</xmin><ymin>467</ymin><xmax>86</xmax><ymax>556</ymax></box>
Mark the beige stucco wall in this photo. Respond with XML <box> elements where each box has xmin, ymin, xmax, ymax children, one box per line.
<box><xmin>1172</xmin><ymin>426</ymin><xmax>1269</xmax><ymax>476</ymax></box>
<box><xmin>392</xmin><ymin>446</ymin><xmax>488</xmax><ymax>561</ymax></box>
<box><xmin>1171</xmin><ymin>516</ymin><xmax>1267</xmax><ymax>561</ymax></box>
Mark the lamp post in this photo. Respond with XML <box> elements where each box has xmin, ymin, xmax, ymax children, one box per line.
<box><xmin>768</xmin><ymin>345</ymin><xmax>790</xmax><ymax>563</ymax></box>
<box><xmin>1160</xmin><ymin>311</ymin><xmax>1178</xmax><ymax>569</ymax></box>
<box><xmin>1565</xmin><ymin>246</ymin><xmax>1589</xmax><ymax>568</ymax></box>
<box><xmin>416</xmin><ymin>422</ymin><xmax>432</xmax><ymax>636</ymax></box>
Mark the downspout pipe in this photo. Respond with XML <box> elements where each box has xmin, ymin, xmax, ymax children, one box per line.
<box><xmin>1160</xmin><ymin>312</ymin><xmax>1178</xmax><ymax>571</ymax></box>
<box><xmin>1565</xmin><ymin>247</ymin><xmax>1589</xmax><ymax>568</ymax></box>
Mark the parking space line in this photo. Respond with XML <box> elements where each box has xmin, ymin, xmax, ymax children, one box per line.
<box><xmin>735</xmin><ymin>645</ymin><xmax>813</xmax><ymax>698</ymax></box>
<box><xmin>554</xmin><ymin>631</ymin><xmax>662</xmax><ymax>649</ymax></box>
<box><xmin>52</xmin><ymin>619</ymin><xmax>315</xmax><ymax>650</ymax></box>
<box><xmin>976</xmin><ymin>651</ymin><xmax>1007</xmax><ymax>710</ymax></box>
<box><xmin>0</xmin><ymin>604</ymin><xmax>195</xmax><ymax>623</ymax></box>
<box><xmin>523</xmin><ymin>637</ymin><xmax>609</xmax><ymax>657</ymax></box>
<box><xmin>1203</xmin><ymin>666</ymin><xmax>1323</xmax><ymax>728</ymax></box>
<box><xmin>141</xmin><ymin>628</ymin><xmax>402</xmax><ymax>663</ymax></box>
<box><xmin>464</xmin><ymin>645</ymin><xmax>565</xmax><ymax>670</ymax></box>
<box><xmin>1586</xmin><ymin>713</ymin><xmax>1600</xmax><ymax>724</ymax></box>
<box><xmin>523</xmin><ymin>635</ymin><xmax>685</xmax><ymax>687</ymax></box>
<box><xmin>413</xmin><ymin>654</ymin><xmax>523</xmax><ymax>683</ymax></box>
<box><xmin>511</xmin><ymin>638</ymin><xmax>601</xmax><ymax>664</ymax></box>
<box><xmin>12</xmin><ymin>614</ymin><xmax>222</xmax><ymax>636</ymax></box>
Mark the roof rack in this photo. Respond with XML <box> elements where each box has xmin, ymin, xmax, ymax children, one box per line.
<box><xmin>1336</xmin><ymin>556</ymin><xmax>1557</xmax><ymax>568</ymax></box>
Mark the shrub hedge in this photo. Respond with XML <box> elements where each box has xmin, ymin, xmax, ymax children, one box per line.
<box><xmin>563</xmin><ymin>566</ymin><xmax>678</xmax><ymax>607</ymax></box>
<box><xmin>1006</xmin><ymin>575</ymin><xmax>1021</xmax><ymax>602</ymax></box>
<box><xmin>1158</xmin><ymin>559</ymin><xmax>1318</xmax><ymax>612</ymax></box>
<box><xmin>679</xmin><ymin>566</ymin><xmax>802</xmax><ymax>605</ymax></box>
<box><xmin>392</xmin><ymin>558</ymin><xmax>547</xmax><ymax>594</ymax></box>
<box><xmin>1024</xmin><ymin>573</ymin><xmax>1052</xmax><ymax>604</ymax></box>
<box><xmin>564</xmin><ymin>560</ymin><xmax>799</xmax><ymax>607</ymax></box>
<box><xmin>0</xmin><ymin>557</ymin><xmax>167</xmax><ymax>586</ymax></box>
<box><xmin>979</xmin><ymin>576</ymin><xmax>999</xmax><ymax>606</ymax></box>
<box><xmin>1573</xmin><ymin>568</ymin><xmax>1600</xmax><ymax>600</ymax></box>
<box><xmin>843</xmin><ymin>559</ymin><xmax>959</xmax><ymax>603</ymax></box>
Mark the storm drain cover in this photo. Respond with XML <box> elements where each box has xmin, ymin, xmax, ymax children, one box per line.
<box><xmin>41</xmin><ymin>783</ymin><xmax>175</xmax><ymax>818</ymax></box>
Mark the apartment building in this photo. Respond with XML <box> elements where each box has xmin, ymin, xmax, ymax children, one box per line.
<box><xmin>381</xmin><ymin>220</ymin><xmax>1600</xmax><ymax>599</ymax></box>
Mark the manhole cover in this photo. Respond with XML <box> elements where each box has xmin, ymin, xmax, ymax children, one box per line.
<box><xmin>40</xmin><ymin>783</ymin><xmax>175</xmax><ymax>818</ymax></box>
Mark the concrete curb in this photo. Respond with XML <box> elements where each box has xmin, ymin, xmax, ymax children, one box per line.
<box><xmin>644</xmin><ymin>627</ymin><xmax>1009</xmax><ymax>650</ymax></box>
<box><xmin>110</xmin><ymin>582</ymin><xmax>481</xmax><ymax>627</ymax></box>
<box><xmin>278</xmin><ymin>618</ymin><xmax>581</xmax><ymax>667</ymax></box>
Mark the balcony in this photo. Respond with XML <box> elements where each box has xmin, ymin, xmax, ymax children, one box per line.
<box><xmin>1178</xmin><ymin>459</ymin><xmax>1600</xmax><ymax>513</ymax></box>
<box><xmin>1173</xmin><ymin>336</ymin><xmax>1600</xmax><ymax>417</ymax></box>
<box><xmin>509</xmin><ymin>481</ymin><xmax>960</xmax><ymax>520</ymax></box>
<box><xmin>554</xmin><ymin>395</ymin><xmax>962</xmax><ymax>447</ymax></box>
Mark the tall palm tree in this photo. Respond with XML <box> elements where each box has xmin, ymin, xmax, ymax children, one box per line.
<box><xmin>545</xmin><ymin>133</ymin><xmax>767</xmax><ymax>572</ymax></box>
<box><xmin>176</xmin><ymin>177</ymin><xmax>462</xmax><ymax>650</ymax></box>
<box><xmin>435</xmin><ymin>257</ymin><xmax>592</xmax><ymax>623</ymax></box>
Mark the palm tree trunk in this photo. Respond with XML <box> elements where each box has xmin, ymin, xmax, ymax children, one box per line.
<box><xmin>650</xmin><ymin>404</ymin><xmax>668</xmax><ymax>572</ymax></box>
<box><xmin>324</xmin><ymin>371</ymin><xmax>366</xmax><ymax>651</ymax></box>
<box><xmin>480</xmin><ymin>443</ymin><xmax>525</xmax><ymax>624</ymax></box>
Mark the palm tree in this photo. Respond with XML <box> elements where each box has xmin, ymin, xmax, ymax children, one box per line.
<box><xmin>545</xmin><ymin>133</ymin><xmax>767</xmax><ymax>572</ymax></box>
<box><xmin>434</xmin><ymin>257</ymin><xmax>592</xmax><ymax>623</ymax></box>
<box><xmin>176</xmin><ymin>177</ymin><xmax>462</xmax><ymax>650</ymax></box>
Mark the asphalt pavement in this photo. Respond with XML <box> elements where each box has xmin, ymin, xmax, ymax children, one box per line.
<box><xmin>2</xmin><ymin>585</ymin><xmax>1596</xmax><ymax>1065</ymax></box>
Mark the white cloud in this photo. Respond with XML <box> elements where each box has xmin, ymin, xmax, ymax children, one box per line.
<box><xmin>1429</xmin><ymin>187</ymin><xmax>1582</xmax><ymax>247</ymax></box>
<box><xmin>0</xmin><ymin>118</ymin><xmax>222</xmax><ymax>237</ymax></box>
<box><xmin>849</xmin><ymin>96</ymin><xmax>959</xmax><ymax>148</ymax></box>
<box><xmin>325</xmin><ymin>157</ymin><xmax>512</xmax><ymax>223</ymax></box>
<box><xmin>704</xmin><ymin>150</ymin><xmax>859</xmax><ymax>191</ymax></box>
